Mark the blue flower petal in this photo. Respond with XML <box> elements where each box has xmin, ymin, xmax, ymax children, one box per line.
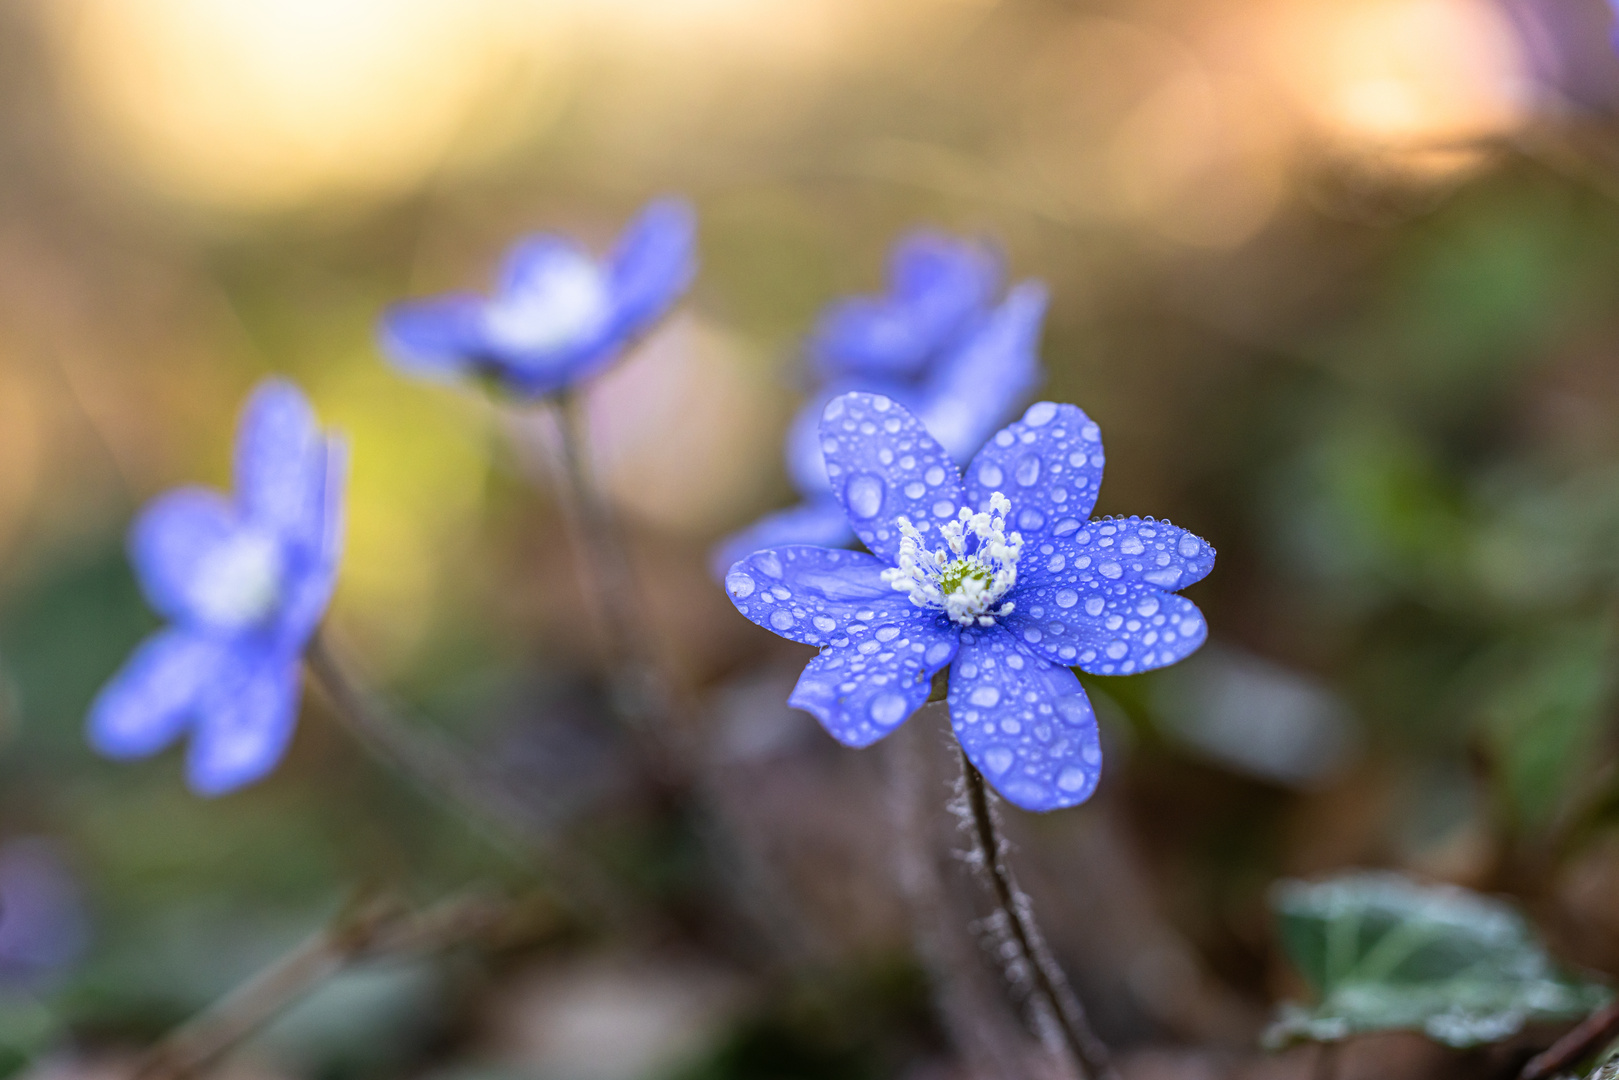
<box><xmin>917</xmin><ymin>282</ymin><xmax>1047</xmax><ymax>462</ymax></box>
<box><xmin>784</xmin><ymin>379</ymin><xmax>917</xmax><ymax>499</ymax></box>
<box><xmin>234</xmin><ymin>379</ymin><xmax>324</xmax><ymax>550</ymax></box>
<box><xmin>948</xmin><ymin>623</ymin><xmax>1103</xmax><ymax>811</ymax></box>
<box><xmin>276</xmin><ymin>436</ymin><xmax>348</xmax><ymax>649</ymax></box>
<box><xmin>813</xmin><ymin>231</ymin><xmax>999</xmax><ymax>380</ymax></box>
<box><xmin>1006</xmin><ymin>516</ymin><xmax>1213</xmax><ymax>674</ymax></box>
<box><xmin>725</xmin><ymin>545</ymin><xmax>937</xmax><ymax>648</ymax></box>
<box><xmin>789</xmin><ymin>623</ymin><xmax>959</xmax><ymax>748</ymax></box>
<box><xmin>87</xmin><ymin>630</ymin><xmax>224</xmax><ymax>759</ymax></box>
<box><xmin>378</xmin><ymin>295</ymin><xmax>486</xmax><ymax>381</ymax></box>
<box><xmin>128</xmin><ymin>488</ymin><xmax>269</xmax><ymax>630</ymax></box>
<box><xmin>607</xmin><ymin>197</ymin><xmax>697</xmax><ymax>338</ymax></box>
<box><xmin>961</xmin><ymin>400</ymin><xmax>1105</xmax><ymax>554</ymax></box>
<box><xmin>709</xmin><ymin>498</ymin><xmax>853</xmax><ymax>580</ymax></box>
<box><xmin>819</xmin><ymin>392</ymin><xmax>966</xmax><ymax>564</ymax></box>
<box><xmin>187</xmin><ymin>651</ymin><xmax>301</xmax><ymax>796</ymax></box>
<box><xmin>1005</xmin><ymin>588</ymin><xmax>1207</xmax><ymax>676</ymax></box>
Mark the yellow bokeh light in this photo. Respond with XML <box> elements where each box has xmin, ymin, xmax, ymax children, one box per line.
<box><xmin>42</xmin><ymin>0</ymin><xmax>570</xmax><ymax>210</ymax></box>
<box><xmin>1258</xmin><ymin>0</ymin><xmax>1529</xmax><ymax>156</ymax></box>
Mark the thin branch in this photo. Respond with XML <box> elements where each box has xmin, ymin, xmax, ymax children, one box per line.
<box><xmin>132</xmin><ymin>893</ymin><xmax>513</xmax><ymax>1080</ymax></box>
<box><xmin>1520</xmin><ymin>998</ymin><xmax>1619</xmax><ymax>1080</ymax></box>
<box><xmin>956</xmin><ymin>748</ymin><xmax>1118</xmax><ymax>1080</ymax></box>
<box><xmin>304</xmin><ymin>629</ymin><xmax>626</xmax><ymax>922</ymax></box>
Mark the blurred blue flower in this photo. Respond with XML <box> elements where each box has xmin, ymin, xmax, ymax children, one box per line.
<box><xmin>88</xmin><ymin>379</ymin><xmax>347</xmax><ymax>796</ymax></box>
<box><xmin>379</xmin><ymin>198</ymin><xmax>697</xmax><ymax>398</ymax></box>
<box><xmin>725</xmin><ymin>392</ymin><xmax>1214</xmax><ymax>812</ymax></box>
<box><xmin>712</xmin><ymin>231</ymin><xmax>1046</xmax><ymax>574</ymax></box>
<box><xmin>0</xmin><ymin>838</ymin><xmax>87</xmax><ymax>990</ymax></box>
<box><xmin>810</xmin><ymin>231</ymin><xmax>1000</xmax><ymax>382</ymax></box>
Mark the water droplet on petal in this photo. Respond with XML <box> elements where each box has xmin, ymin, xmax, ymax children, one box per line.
<box><xmin>925</xmin><ymin>641</ymin><xmax>954</xmax><ymax>666</ymax></box>
<box><xmin>970</xmin><ymin>686</ymin><xmax>1001</xmax><ymax>707</ymax></box>
<box><xmin>1055</xmin><ymin>589</ymin><xmax>1078</xmax><ymax>608</ymax></box>
<box><xmin>870</xmin><ymin>692</ymin><xmax>908</xmax><ymax>725</ymax></box>
<box><xmin>813</xmin><ymin>615</ymin><xmax>837</xmax><ymax>632</ymax></box>
<box><xmin>1099</xmin><ymin>561</ymin><xmax>1122</xmax><ymax>579</ymax></box>
<box><xmin>1084</xmin><ymin>596</ymin><xmax>1105</xmax><ymax>616</ymax></box>
<box><xmin>1144</xmin><ymin>569</ymin><xmax>1181</xmax><ymax>587</ymax></box>
<box><xmin>925</xmin><ymin>465</ymin><xmax>946</xmax><ymax>486</ymax></box>
<box><xmin>905</xmin><ymin>482</ymin><xmax>926</xmax><ymax>498</ymax></box>
<box><xmin>770</xmin><ymin>609</ymin><xmax>797</xmax><ymax>631</ymax></box>
<box><xmin>1015</xmin><ymin>453</ymin><xmax>1041</xmax><ymax>487</ymax></box>
<box><xmin>726</xmin><ymin>572</ymin><xmax>755</xmax><ymax>598</ymax></box>
<box><xmin>983</xmin><ymin>747</ymin><xmax>1014</xmax><ymax>774</ymax></box>
<box><xmin>1025</xmin><ymin>402</ymin><xmax>1058</xmax><ymax>426</ymax></box>
<box><xmin>1105</xmin><ymin>641</ymin><xmax>1128</xmax><ymax>659</ymax></box>
<box><xmin>1057</xmin><ymin>766</ymin><xmax>1088</xmax><ymax>792</ymax></box>
<box><xmin>1178</xmin><ymin>534</ymin><xmax>1202</xmax><ymax>557</ymax></box>
<box><xmin>1120</xmin><ymin>537</ymin><xmax>1144</xmax><ymax>555</ymax></box>
<box><xmin>1018</xmin><ymin>508</ymin><xmax>1045</xmax><ymax>531</ymax></box>
<box><xmin>754</xmin><ymin>551</ymin><xmax>783</xmax><ymax>578</ymax></box>
<box><xmin>978</xmin><ymin>463</ymin><xmax>1003</xmax><ymax>487</ymax></box>
<box><xmin>845</xmin><ymin>474</ymin><xmax>885</xmax><ymax>519</ymax></box>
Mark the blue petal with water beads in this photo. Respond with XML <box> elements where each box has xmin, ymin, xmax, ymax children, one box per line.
<box><xmin>948</xmin><ymin>623</ymin><xmax>1102</xmax><ymax>812</ymax></box>
<box><xmin>819</xmin><ymin>391</ymin><xmax>966</xmax><ymax>566</ymax></box>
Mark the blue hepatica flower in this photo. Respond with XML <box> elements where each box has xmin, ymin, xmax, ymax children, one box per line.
<box><xmin>88</xmin><ymin>380</ymin><xmax>346</xmax><ymax>796</ymax></box>
<box><xmin>712</xmin><ymin>231</ymin><xmax>1045</xmax><ymax>574</ymax></box>
<box><xmin>379</xmin><ymin>198</ymin><xmax>696</xmax><ymax>398</ymax></box>
<box><xmin>725</xmin><ymin>392</ymin><xmax>1214</xmax><ymax>812</ymax></box>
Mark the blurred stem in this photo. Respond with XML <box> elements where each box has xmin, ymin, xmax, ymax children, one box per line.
<box><xmin>550</xmin><ymin>390</ymin><xmax>682</xmax><ymax>775</ymax></box>
<box><xmin>957</xmin><ymin>748</ymin><xmax>1118</xmax><ymax>1080</ymax></box>
<box><xmin>132</xmin><ymin>893</ymin><xmax>513</xmax><ymax>1080</ymax></box>
<box><xmin>305</xmin><ymin>628</ymin><xmax>627</xmax><ymax>923</ymax></box>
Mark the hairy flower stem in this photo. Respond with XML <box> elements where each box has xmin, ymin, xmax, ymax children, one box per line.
<box><xmin>551</xmin><ymin>391</ymin><xmax>684</xmax><ymax>777</ymax></box>
<box><xmin>957</xmin><ymin>748</ymin><xmax>1118</xmax><ymax>1080</ymax></box>
<box><xmin>305</xmin><ymin>629</ymin><xmax>628</xmax><ymax>924</ymax></box>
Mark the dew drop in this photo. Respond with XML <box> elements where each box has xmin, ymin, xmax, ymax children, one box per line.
<box><xmin>770</xmin><ymin>609</ymin><xmax>797</xmax><ymax>631</ymax></box>
<box><xmin>1144</xmin><ymin>569</ymin><xmax>1181</xmax><ymax>587</ymax></box>
<box><xmin>1055</xmin><ymin>589</ymin><xmax>1078</xmax><ymax>609</ymax></box>
<box><xmin>925</xmin><ymin>465</ymin><xmax>946</xmax><ymax>486</ymax></box>
<box><xmin>970</xmin><ymin>686</ymin><xmax>1001</xmax><ymax>707</ymax></box>
<box><xmin>845</xmin><ymin>474</ymin><xmax>885</xmax><ymax>519</ymax></box>
<box><xmin>904</xmin><ymin>482</ymin><xmax>926</xmax><ymax>498</ymax></box>
<box><xmin>979</xmin><ymin>463</ymin><xmax>1003</xmax><ymax>486</ymax></box>
<box><xmin>875</xmin><ymin>625</ymin><xmax>901</xmax><ymax>642</ymax></box>
<box><xmin>1025</xmin><ymin>402</ymin><xmax>1058</xmax><ymax>426</ymax></box>
<box><xmin>754</xmin><ymin>551</ymin><xmax>783</xmax><ymax>578</ymax></box>
<box><xmin>984</xmin><ymin>747</ymin><xmax>1014</xmax><ymax>774</ymax></box>
<box><xmin>813</xmin><ymin>615</ymin><xmax>837</xmax><ymax>632</ymax></box>
<box><xmin>925</xmin><ymin>641</ymin><xmax>954</xmax><ymax>666</ymax></box>
<box><xmin>869</xmin><ymin>692</ymin><xmax>908</xmax><ymax>725</ymax></box>
<box><xmin>1053</xmin><ymin>518</ymin><xmax>1080</xmax><ymax>537</ymax></box>
<box><xmin>1015</xmin><ymin>453</ymin><xmax>1041</xmax><ymax>487</ymax></box>
<box><xmin>1120</xmin><ymin>536</ymin><xmax>1144</xmax><ymax>555</ymax></box>
<box><xmin>1057</xmin><ymin>766</ymin><xmax>1088</xmax><ymax>792</ymax></box>
<box><xmin>1105</xmin><ymin>641</ymin><xmax>1128</xmax><ymax>659</ymax></box>
<box><xmin>1099</xmin><ymin>561</ymin><xmax>1123</xmax><ymax>579</ymax></box>
<box><xmin>1178</xmin><ymin>534</ymin><xmax>1202</xmax><ymax>557</ymax></box>
<box><xmin>932</xmin><ymin>500</ymin><xmax>956</xmax><ymax>518</ymax></box>
<box><xmin>1018</xmin><ymin>508</ymin><xmax>1045</xmax><ymax>531</ymax></box>
<box><xmin>726</xmin><ymin>572</ymin><xmax>755</xmax><ymax>598</ymax></box>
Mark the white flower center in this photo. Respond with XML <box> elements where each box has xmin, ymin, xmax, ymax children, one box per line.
<box><xmin>881</xmin><ymin>492</ymin><xmax>1024</xmax><ymax>627</ymax></box>
<box><xmin>484</xmin><ymin>251</ymin><xmax>612</xmax><ymax>356</ymax></box>
<box><xmin>190</xmin><ymin>530</ymin><xmax>284</xmax><ymax>628</ymax></box>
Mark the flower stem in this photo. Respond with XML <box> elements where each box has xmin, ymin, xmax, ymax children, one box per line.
<box><xmin>304</xmin><ymin>629</ymin><xmax>627</xmax><ymax>922</ymax></box>
<box><xmin>957</xmin><ymin>747</ymin><xmax>1118</xmax><ymax>1080</ymax></box>
<box><xmin>550</xmin><ymin>390</ymin><xmax>683</xmax><ymax>773</ymax></box>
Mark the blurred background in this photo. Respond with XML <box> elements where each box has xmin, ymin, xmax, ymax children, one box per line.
<box><xmin>5</xmin><ymin>0</ymin><xmax>1619</xmax><ymax>1076</ymax></box>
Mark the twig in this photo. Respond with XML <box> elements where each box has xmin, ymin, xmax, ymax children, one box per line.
<box><xmin>1521</xmin><ymin>999</ymin><xmax>1619</xmax><ymax>1080</ymax></box>
<box><xmin>132</xmin><ymin>893</ymin><xmax>511</xmax><ymax>1080</ymax></box>
<box><xmin>304</xmin><ymin>629</ymin><xmax>626</xmax><ymax>922</ymax></box>
<box><xmin>956</xmin><ymin>748</ymin><xmax>1118</xmax><ymax>1080</ymax></box>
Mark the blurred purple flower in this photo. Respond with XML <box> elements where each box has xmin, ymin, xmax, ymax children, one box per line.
<box><xmin>0</xmin><ymin>838</ymin><xmax>87</xmax><ymax>989</ymax></box>
<box><xmin>88</xmin><ymin>379</ymin><xmax>347</xmax><ymax>796</ymax></box>
<box><xmin>725</xmin><ymin>392</ymin><xmax>1214</xmax><ymax>812</ymax></box>
<box><xmin>379</xmin><ymin>198</ymin><xmax>697</xmax><ymax>399</ymax></box>
<box><xmin>712</xmin><ymin>232</ymin><xmax>1046</xmax><ymax>575</ymax></box>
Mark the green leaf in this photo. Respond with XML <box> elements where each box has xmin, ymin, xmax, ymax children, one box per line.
<box><xmin>1266</xmin><ymin>872</ymin><xmax>1609</xmax><ymax>1049</ymax></box>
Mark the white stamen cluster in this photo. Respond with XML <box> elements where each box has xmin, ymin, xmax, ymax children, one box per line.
<box><xmin>881</xmin><ymin>492</ymin><xmax>1024</xmax><ymax>627</ymax></box>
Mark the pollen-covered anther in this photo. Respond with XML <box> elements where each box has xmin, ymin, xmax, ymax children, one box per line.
<box><xmin>881</xmin><ymin>491</ymin><xmax>1024</xmax><ymax>626</ymax></box>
